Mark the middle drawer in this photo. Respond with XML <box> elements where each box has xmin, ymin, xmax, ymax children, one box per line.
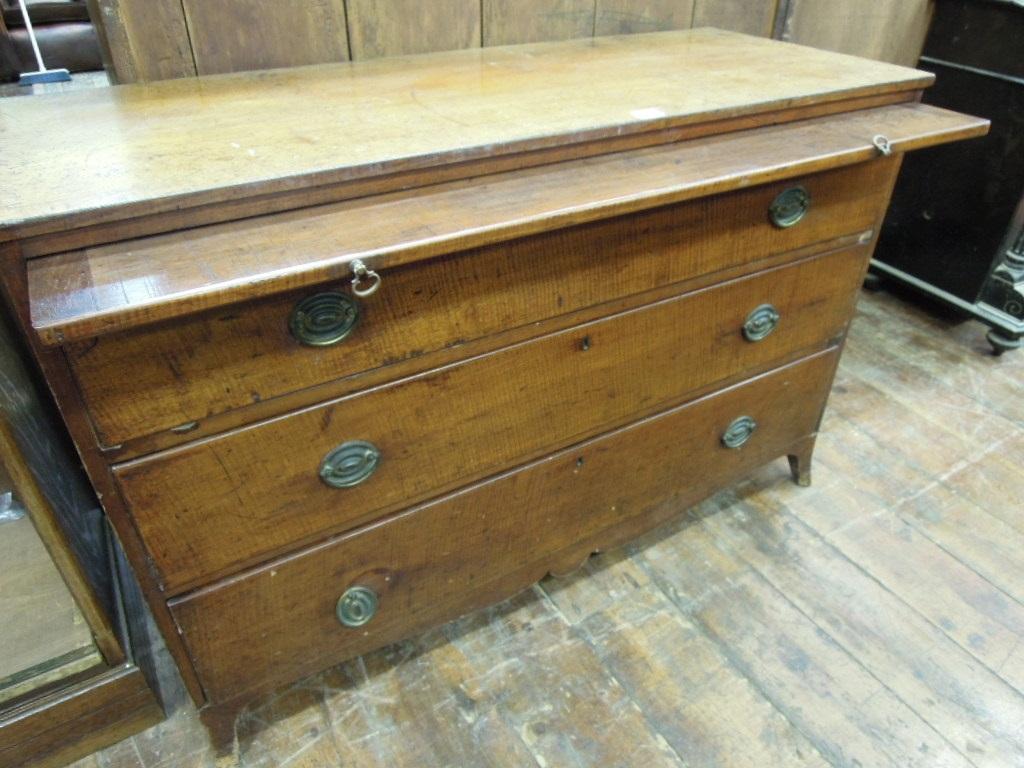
<box><xmin>116</xmin><ymin>246</ymin><xmax>867</xmax><ymax>593</ymax></box>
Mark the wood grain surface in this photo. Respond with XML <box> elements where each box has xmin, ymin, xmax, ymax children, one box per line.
<box><xmin>27</xmin><ymin>103</ymin><xmax>990</xmax><ymax>346</ymax></box>
<box><xmin>87</xmin><ymin>0</ymin><xmax>196</xmax><ymax>83</ymax></box>
<box><xmin>63</xmin><ymin>161</ymin><xmax>891</xmax><ymax>447</ymax></box>
<box><xmin>347</xmin><ymin>0</ymin><xmax>481</xmax><ymax>59</ymax></box>
<box><xmin>17</xmin><ymin>90</ymin><xmax>920</xmax><ymax>261</ymax></box>
<box><xmin>182</xmin><ymin>0</ymin><xmax>351</xmax><ymax>75</ymax></box>
<box><xmin>693</xmin><ymin>0</ymin><xmax>780</xmax><ymax>37</ymax></box>
<box><xmin>0</xmin><ymin>664</ymin><xmax>162</xmax><ymax>768</ymax></box>
<box><xmin>90</xmin><ymin>0</ymin><xmax>932</xmax><ymax>87</ymax></box>
<box><xmin>115</xmin><ymin>248</ymin><xmax>865</xmax><ymax>593</ymax></box>
<box><xmin>593</xmin><ymin>0</ymin><xmax>695</xmax><ymax>36</ymax></box>
<box><xmin>782</xmin><ymin>0</ymin><xmax>934</xmax><ymax>68</ymax></box>
<box><xmin>170</xmin><ymin>349</ymin><xmax>839</xmax><ymax>702</ymax></box>
<box><xmin>483</xmin><ymin>0</ymin><xmax>596</xmax><ymax>46</ymax></box>
<box><xmin>0</xmin><ymin>29</ymin><xmax>934</xmax><ymax>242</ymax></box>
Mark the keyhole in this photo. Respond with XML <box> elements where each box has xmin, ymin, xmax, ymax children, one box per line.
<box><xmin>580</xmin><ymin>335</ymin><xmax>591</xmax><ymax>351</ymax></box>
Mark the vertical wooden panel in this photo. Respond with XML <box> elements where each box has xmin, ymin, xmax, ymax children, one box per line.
<box><xmin>782</xmin><ymin>0</ymin><xmax>933</xmax><ymax>66</ymax></box>
<box><xmin>182</xmin><ymin>0</ymin><xmax>349</xmax><ymax>75</ymax></box>
<box><xmin>483</xmin><ymin>0</ymin><xmax>596</xmax><ymax>46</ymax></box>
<box><xmin>594</xmin><ymin>0</ymin><xmax>695</xmax><ymax>36</ymax></box>
<box><xmin>89</xmin><ymin>0</ymin><xmax>195</xmax><ymax>82</ymax></box>
<box><xmin>346</xmin><ymin>0</ymin><xmax>481</xmax><ymax>59</ymax></box>
<box><xmin>693</xmin><ymin>0</ymin><xmax>779</xmax><ymax>37</ymax></box>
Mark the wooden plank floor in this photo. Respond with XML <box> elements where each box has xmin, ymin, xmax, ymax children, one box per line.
<box><xmin>72</xmin><ymin>287</ymin><xmax>1024</xmax><ymax>768</ymax></box>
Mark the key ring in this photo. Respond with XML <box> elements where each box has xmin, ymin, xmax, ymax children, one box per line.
<box><xmin>350</xmin><ymin>259</ymin><xmax>382</xmax><ymax>298</ymax></box>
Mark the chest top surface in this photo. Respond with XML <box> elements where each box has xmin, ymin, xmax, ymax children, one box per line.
<box><xmin>1</xmin><ymin>28</ymin><xmax>932</xmax><ymax>241</ymax></box>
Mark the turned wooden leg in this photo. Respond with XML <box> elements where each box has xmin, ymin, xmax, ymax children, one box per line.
<box><xmin>787</xmin><ymin>436</ymin><xmax>816</xmax><ymax>487</ymax></box>
<box><xmin>200</xmin><ymin>701</ymin><xmax>244</xmax><ymax>764</ymax></box>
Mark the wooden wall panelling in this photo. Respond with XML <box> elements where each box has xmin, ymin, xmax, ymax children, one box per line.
<box><xmin>87</xmin><ymin>0</ymin><xmax>195</xmax><ymax>83</ymax></box>
<box><xmin>88</xmin><ymin>0</ymin><xmax>930</xmax><ymax>83</ymax></box>
<box><xmin>593</xmin><ymin>1</ymin><xmax>695</xmax><ymax>36</ymax></box>
<box><xmin>780</xmin><ymin>0</ymin><xmax>935</xmax><ymax>66</ymax></box>
<box><xmin>483</xmin><ymin>0</ymin><xmax>596</xmax><ymax>46</ymax></box>
<box><xmin>692</xmin><ymin>0</ymin><xmax>780</xmax><ymax>37</ymax></box>
<box><xmin>346</xmin><ymin>0</ymin><xmax>481</xmax><ymax>59</ymax></box>
<box><xmin>181</xmin><ymin>0</ymin><xmax>350</xmax><ymax>75</ymax></box>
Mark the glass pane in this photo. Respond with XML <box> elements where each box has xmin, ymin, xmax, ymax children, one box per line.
<box><xmin>0</xmin><ymin>477</ymin><xmax>102</xmax><ymax>704</ymax></box>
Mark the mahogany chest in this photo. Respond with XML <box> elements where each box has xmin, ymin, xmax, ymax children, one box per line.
<box><xmin>0</xmin><ymin>29</ymin><xmax>986</xmax><ymax>751</ymax></box>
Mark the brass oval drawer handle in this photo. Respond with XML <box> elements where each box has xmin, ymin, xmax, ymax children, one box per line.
<box><xmin>290</xmin><ymin>291</ymin><xmax>360</xmax><ymax>347</ymax></box>
<box><xmin>319</xmin><ymin>440</ymin><xmax>381</xmax><ymax>488</ymax></box>
<box><xmin>722</xmin><ymin>416</ymin><xmax>757</xmax><ymax>449</ymax></box>
<box><xmin>337</xmin><ymin>585</ymin><xmax>378</xmax><ymax>628</ymax></box>
<box><xmin>768</xmin><ymin>186</ymin><xmax>811</xmax><ymax>228</ymax></box>
<box><xmin>743</xmin><ymin>304</ymin><xmax>780</xmax><ymax>342</ymax></box>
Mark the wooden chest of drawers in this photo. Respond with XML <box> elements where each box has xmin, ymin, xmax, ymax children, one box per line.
<box><xmin>0</xmin><ymin>29</ymin><xmax>986</xmax><ymax>751</ymax></box>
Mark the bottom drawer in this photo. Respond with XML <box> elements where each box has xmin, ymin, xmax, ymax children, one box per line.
<box><xmin>171</xmin><ymin>348</ymin><xmax>840</xmax><ymax>703</ymax></box>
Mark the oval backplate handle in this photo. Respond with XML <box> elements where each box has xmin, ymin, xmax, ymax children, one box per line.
<box><xmin>769</xmin><ymin>186</ymin><xmax>811</xmax><ymax>228</ymax></box>
<box><xmin>290</xmin><ymin>291</ymin><xmax>360</xmax><ymax>347</ymax></box>
<box><xmin>722</xmin><ymin>416</ymin><xmax>758</xmax><ymax>449</ymax></box>
<box><xmin>319</xmin><ymin>440</ymin><xmax>381</xmax><ymax>488</ymax></box>
<box><xmin>336</xmin><ymin>585</ymin><xmax>378</xmax><ymax>628</ymax></box>
<box><xmin>743</xmin><ymin>304</ymin><xmax>781</xmax><ymax>342</ymax></box>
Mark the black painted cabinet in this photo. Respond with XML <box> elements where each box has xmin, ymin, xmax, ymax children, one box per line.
<box><xmin>873</xmin><ymin>0</ymin><xmax>1024</xmax><ymax>353</ymax></box>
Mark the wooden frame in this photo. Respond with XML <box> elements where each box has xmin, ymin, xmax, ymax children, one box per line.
<box><xmin>0</xmin><ymin>665</ymin><xmax>163</xmax><ymax>768</ymax></box>
<box><xmin>0</xmin><ymin>314</ymin><xmax>164</xmax><ymax>765</ymax></box>
<box><xmin>0</xmin><ymin>414</ymin><xmax>122</xmax><ymax>665</ymax></box>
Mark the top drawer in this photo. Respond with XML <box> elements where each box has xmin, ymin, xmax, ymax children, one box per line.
<box><xmin>63</xmin><ymin>161</ymin><xmax>892</xmax><ymax>450</ymax></box>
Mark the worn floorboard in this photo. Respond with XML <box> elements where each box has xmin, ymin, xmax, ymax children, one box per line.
<box><xmin>72</xmin><ymin>288</ymin><xmax>1024</xmax><ymax>768</ymax></box>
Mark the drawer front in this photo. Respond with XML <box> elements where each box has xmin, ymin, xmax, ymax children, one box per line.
<box><xmin>117</xmin><ymin>247</ymin><xmax>867</xmax><ymax>592</ymax></box>
<box><xmin>70</xmin><ymin>161</ymin><xmax>892</xmax><ymax>448</ymax></box>
<box><xmin>171</xmin><ymin>349</ymin><xmax>840</xmax><ymax>703</ymax></box>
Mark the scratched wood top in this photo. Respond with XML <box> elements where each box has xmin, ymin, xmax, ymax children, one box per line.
<box><xmin>0</xmin><ymin>28</ymin><xmax>933</xmax><ymax>241</ymax></box>
<box><xmin>26</xmin><ymin>103</ymin><xmax>987</xmax><ymax>345</ymax></box>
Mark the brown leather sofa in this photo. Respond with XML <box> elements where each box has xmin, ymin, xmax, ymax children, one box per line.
<box><xmin>1</xmin><ymin>0</ymin><xmax>103</xmax><ymax>82</ymax></box>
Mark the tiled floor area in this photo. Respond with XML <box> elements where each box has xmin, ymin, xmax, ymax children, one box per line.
<box><xmin>73</xmin><ymin>287</ymin><xmax>1024</xmax><ymax>767</ymax></box>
